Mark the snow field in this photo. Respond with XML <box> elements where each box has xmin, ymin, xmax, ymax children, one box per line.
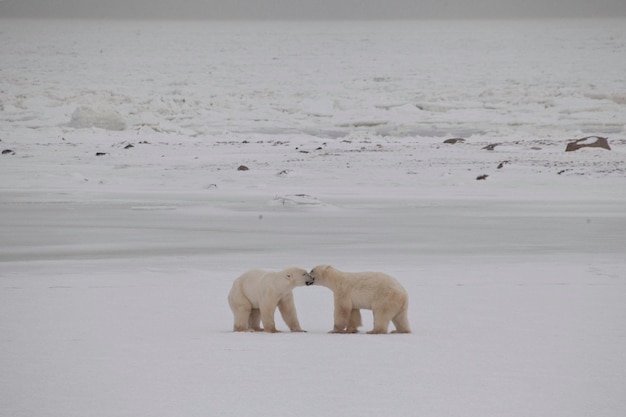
<box><xmin>1</xmin><ymin>17</ymin><xmax>625</xmax><ymax>417</ymax></box>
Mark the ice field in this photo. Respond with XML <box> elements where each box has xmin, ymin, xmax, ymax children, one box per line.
<box><xmin>1</xmin><ymin>18</ymin><xmax>626</xmax><ymax>417</ymax></box>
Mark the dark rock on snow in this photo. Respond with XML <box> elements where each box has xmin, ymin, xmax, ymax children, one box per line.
<box><xmin>565</xmin><ymin>136</ymin><xmax>611</xmax><ymax>152</ymax></box>
<box><xmin>443</xmin><ymin>138</ymin><xmax>465</xmax><ymax>144</ymax></box>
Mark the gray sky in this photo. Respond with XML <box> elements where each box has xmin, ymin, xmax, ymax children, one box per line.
<box><xmin>1</xmin><ymin>0</ymin><xmax>626</xmax><ymax>19</ymax></box>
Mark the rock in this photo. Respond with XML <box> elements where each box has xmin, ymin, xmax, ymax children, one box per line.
<box><xmin>482</xmin><ymin>143</ymin><xmax>500</xmax><ymax>151</ymax></box>
<box><xmin>565</xmin><ymin>136</ymin><xmax>611</xmax><ymax>152</ymax></box>
<box><xmin>95</xmin><ymin>152</ymin><xmax>107</xmax><ymax>156</ymax></box>
<box><xmin>443</xmin><ymin>138</ymin><xmax>465</xmax><ymax>144</ymax></box>
<box><xmin>476</xmin><ymin>174</ymin><xmax>489</xmax><ymax>180</ymax></box>
<box><xmin>2</xmin><ymin>149</ymin><xmax>15</xmax><ymax>155</ymax></box>
<box><xmin>124</xmin><ymin>144</ymin><xmax>134</xmax><ymax>149</ymax></box>
<box><xmin>237</xmin><ymin>165</ymin><xmax>249</xmax><ymax>171</ymax></box>
<box><xmin>497</xmin><ymin>160</ymin><xmax>510</xmax><ymax>169</ymax></box>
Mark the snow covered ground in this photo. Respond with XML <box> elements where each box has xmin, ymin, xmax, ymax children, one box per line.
<box><xmin>1</xmin><ymin>18</ymin><xmax>625</xmax><ymax>417</ymax></box>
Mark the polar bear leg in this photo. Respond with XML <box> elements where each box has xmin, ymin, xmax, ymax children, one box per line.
<box><xmin>260</xmin><ymin>299</ymin><xmax>280</xmax><ymax>333</ymax></box>
<box><xmin>228</xmin><ymin>282</ymin><xmax>255</xmax><ymax>332</ymax></box>
<box><xmin>346</xmin><ymin>309</ymin><xmax>362</xmax><ymax>333</ymax></box>
<box><xmin>277</xmin><ymin>293</ymin><xmax>305</xmax><ymax>332</ymax></box>
<box><xmin>331</xmin><ymin>299</ymin><xmax>351</xmax><ymax>333</ymax></box>
<box><xmin>248</xmin><ymin>308</ymin><xmax>263</xmax><ymax>331</ymax></box>
<box><xmin>231</xmin><ymin>303</ymin><xmax>253</xmax><ymax>332</ymax></box>
<box><xmin>368</xmin><ymin>309</ymin><xmax>393</xmax><ymax>334</ymax></box>
<box><xmin>391</xmin><ymin>306</ymin><xmax>411</xmax><ymax>333</ymax></box>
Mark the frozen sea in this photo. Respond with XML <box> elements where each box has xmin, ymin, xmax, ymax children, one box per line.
<box><xmin>1</xmin><ymin>18</ymin><xmax>626</xmax><ymax>417</ymax></box>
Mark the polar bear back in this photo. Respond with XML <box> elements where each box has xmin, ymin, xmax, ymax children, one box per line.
<box><xmin>233</xmin><ymin>269</ymin><xmax>282</xmax><ymax>308</ymax></box>
<box><xmin>342</xmin><ymin>272</ymin><xmax>408</xmax><ymax>309</ymax></box>
<box><xmin>231</xmin><ymin>268</ymin><xmax>302</xmax><ymax>308</ymax></box>
<box><xmin>235</xmin><ymin>269</ymin><xmax>267</xmax><ymax>308</ymax></box>
<box><xmin>326</xmin><ymin>269</ymin><xmax>408</xmax><ymax>310</ymax></box>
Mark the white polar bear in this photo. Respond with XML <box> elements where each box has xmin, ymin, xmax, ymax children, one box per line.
<box><xmin>228</xmin><ymin>267</ymin><xmax>314</xmax><ymax>333</ymax></box>
<box><xmin>309</xmin><ymin>265</ymin><xmax>411</xmax><ymax>334</ymax></box>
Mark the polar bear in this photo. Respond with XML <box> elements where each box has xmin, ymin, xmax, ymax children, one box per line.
<box><xmin>309</xmin><ymin>265</ymin><xmax>411</xmax><ymax>334</ymax></box>
<box><xmin>228</xmin><ymin>267</ymin><xmax>314</xmax><ymax>333</ymax></box>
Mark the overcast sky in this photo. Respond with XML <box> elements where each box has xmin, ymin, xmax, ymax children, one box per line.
<box><xmin>1</xmin><ymin>0</ymin><xmax>626</xmax><ymax>19</ymax></box>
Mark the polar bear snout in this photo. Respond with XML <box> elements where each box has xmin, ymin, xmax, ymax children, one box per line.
<box><xmin>308</xmin><ymin>265</ymin><xmax>329</xmax><ymax>285</ymax></box>
<box><xmin>304</xmin><ymin>271</ymin><xmax>315</xmax><ymax>286</ymax></box>
<box><xmin>289</xmin><ymin>268</ymin><xmax>314</xmax><ymax>286</ymax></box>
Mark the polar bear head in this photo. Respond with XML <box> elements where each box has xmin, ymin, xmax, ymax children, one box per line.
<box><xmin>283</xmin><ymin>267</ymin><xmax>315</xmax><ymax>286</ymax></box>
<box><xmin>309</xmin><ymin>265</ymin><xmax>332</xmax><ymax>286</ymax></box>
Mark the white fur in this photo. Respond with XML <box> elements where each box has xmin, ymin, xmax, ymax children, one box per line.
<box><xmin>310</xmin><ymin>265</ymin><xmax>411</xmax><ymax>334</ymax></box>
<box><xmin>228</xmin><ymin>267</ymin><xmax>313</xmax><ymax>333</ymax></box>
